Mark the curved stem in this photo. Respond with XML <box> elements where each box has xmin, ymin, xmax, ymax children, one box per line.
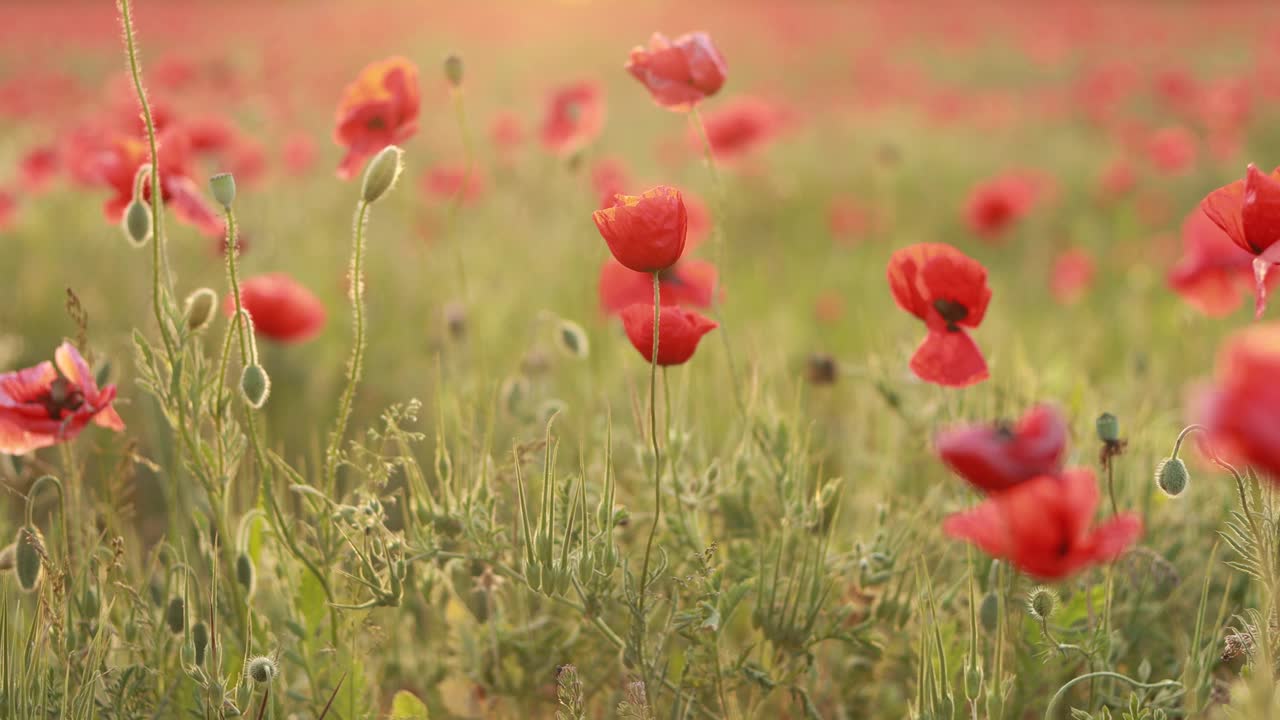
<box><xmin>1170</xmin><ymin>424</ymin><xmax>1207</xmax><ymax>460</ymax></box>
<box><xmin>326</xmin><ymin>200</ymin><xmax>371</xmax><ymax>492</ymax></box>
<box><xmin>636</xmin><ymin>272</ymin><xmax>663</xmax><ymax>705</ymax></box>
<box><xmin>1044</xmin><ymin>672</ymin><xmax>1179</xmax><ymax>720</ymax></box>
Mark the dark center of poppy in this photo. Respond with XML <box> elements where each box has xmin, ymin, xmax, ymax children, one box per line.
<box><xmin>993</xmin><ymin>420</ymin><xmax>1015</xmax><ymax>440</ymax></box>
<box><xmin>932</xmin><ymin>299</ymin><xmax>968</xmax><ymax>331</ymax></box>
<box><xmin>366</xmin><ymin>116</ymin><xmax>387</xmax><ymax>131</ymax></box>
<box><xmin>40</xmin><ymin>377</ymin><xmax>84</xmax><ymax>420</ymax></box>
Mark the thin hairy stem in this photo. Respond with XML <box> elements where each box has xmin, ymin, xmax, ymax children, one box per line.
<box><xmin>326</xmin><ymin>200</ymin><xmax>371</xmax><ymax>492</ymax></box>
<box><xmin>1044</xmin><ymin>672</ymin><xmax>1179</xmax><ymax>720</ymax></box>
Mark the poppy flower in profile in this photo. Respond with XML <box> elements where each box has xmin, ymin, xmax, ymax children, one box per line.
<box><xmin>1198</xmin><ymin>322</ymin><xmax>1280</xmax><ymax>481</ymax></box>
<box><xmin>1050</xmin><ymin>248</ymin><xmax>1095</xmax><ymax>305</ymax></box>
<box><xmin>964</xmin><ymin>172</ymin><xmax>1040</xmax><ymax>242</ymax></box>
<box><xmin>0</xmin><ymin>342</ymin><xmax>125</xmax><ymax>456</ymax></box>
<box><xmin>593</xmin><ymin>185</ymin><xmax>688</xmax><ymax>273</ymax></box>
<box><xmin>619</xmin><ymin>304</ymin><xmax>717</xmax><ymax>366</ymax></box>
<box><xmin>886</xmin><ymin>243</ymin><xmax>992</xmax><ymax>388</ymax></box>
<box><xmin>694</xmin><ymin>97</ymin><xmax>784</xmax><ymax>161</ymax></box>
<box><xmin>935</xmin><ymin>404</ymin><xmax>1067</xmax><ymax>494</ymax></box>
<box><xmin>943</xmin><ymin>468</ymin><xmax>1142</xmax><ymax>580</ymax></box>
<box><xmin>1168</xmin><ymin>209</ymin><xmax>1261</xmax><ymax>317</ymax></box>
<box><xmin>419</xmin><ymin>163</ymin><xmax>486</xmax><ymax>205</ymax></box>
<box><xmin>333</xmin><ymin>57</ymin><xmax>420</xmax><ymax>180</ymax></box>
<box><xmin>598</xmin><ymin>257</ymin><xmax>718</xmax><ymax>316</ymax></box>
<box><xmin>541</xmin><ymin>82</ymin><xmax>604</xmax><ymax>156</ymax></box>
<box><xmin>626</xmin><ymin>31</ymin><xmax>727</xmax><ymax>110</ymax></box>
<box><xmin>1199</xmin><ymin>163</ymin><xmax>1280</xmax><ymax>317</ymax></box>
<box><xmin>19</xmin><ymin>145</ymin><xmax>59</xmax><ymax>193</ymax></box>
<box><xmin>1147</xmin><ymin>126</ymin><xmax>1197</xmax><ymax>176</ymax></box>
<box><xmin>224</xmin><ymin>273</ymin><xmax>326</xmax><ymax>343</ymax></box>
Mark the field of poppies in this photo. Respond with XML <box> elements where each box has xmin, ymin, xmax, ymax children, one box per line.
<box><xmin>9</xmin><ymin>1</ymin><xmax>1280</xmax><ymax>718</ymax></box>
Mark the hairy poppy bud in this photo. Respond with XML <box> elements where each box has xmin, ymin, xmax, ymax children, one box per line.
<box><xmin>554</xmin><ymin>319</ymin><xmax>590</xmax><ymax>359</ymax></box>
<box><xmin>1095</xmin><ymin>413</ymin><xmax>1120</xmax><ymax>443</ymax></box>
<box><xmin>245</xmin><ymin>655</ymin><xmax>277</xmax><ymax>684</ymax></box>
<box><xmin>183</xmin><ymin>288</ymin><xmax>218</xmax><ymax>332</ymax></box>
<box><xmin>361</xmin><ymin>145</ymin><xmax>404</xmax><ymax>204</ymax></box>
<box><xmin>124</xmin><ymin>200</ymin><xmax>152</xmax><ymax>247</ymax></box>
<box><xmin>14</xmin><ymin>527</ymin><xmax>43</xmax><ymax>593</ymax></box>
<box><xmin>236</xmin><ymin>553</ymin><xmax>255</xmax><ymax>595</ymax></box>
<box><xmin>1026</xmin><ymin>586</ymin><xmax>1058</xmax><ymax>621</ymax></box>
<box><xmin>209</xmin><ymin>172</ymin><xmax>237</xmax><ymax>209</ymax></box>
<box><xmin>240</xmin><ymin>364</ymin><xmax>270</xmax><ymax>409</ymax></box>
<box><xmin>192</xmin><ymin>621</ymin><xmax>209</xmax><ymax>666</ymax></box>
<box><xmin>1155</xmin><ymin>457</ymin><xmax>1189</xmax><ymax>497</ymax></box>
<box><xmin>443</xmin><ymin>54</ymin><xmax>464</xmax><ymax>88</ymax></box>
<box><xmin>165</xmin><ymin>596</ymin><xmax>186</xmax><ymax>635</ymax></box>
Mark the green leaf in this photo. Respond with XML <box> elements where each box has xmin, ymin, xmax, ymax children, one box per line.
<box><xmin>389</xmin><ymin>690</ymin><xmax>429</xmax><ymax>719</ymax></box>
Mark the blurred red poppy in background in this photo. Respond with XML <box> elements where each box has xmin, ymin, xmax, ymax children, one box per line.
<box><xmin>593</xmin><ymin>185</ymin><xmax>688</xmax><ymax>273</ymax></box>
<box><xmin>887</xmin><ymin>242</ymin><xmax>992</xmax><ymax>387</ymax></box>
<box><xmin>943</xmin><ymin>468</ymin><xmax>1141</xmax><ymax>580</ymax></box>
<box><xmin>1199</xmin><ymin>163</ymin><xmax>1280</xmax><ymax>317</ymax></box>
<box><xmin>599</xmin><ymin>257</ymin><xmax>718</xmax><ymax>316</ymax></box>
<box><xmin>224</xmin><ymin>273</ymin><xmax>327</xmax><ymax>343</ymax></box>
<box><xmin>420</xmin><ymin>163</ymin><xmax>486</xmax><ymax>205</ymax></box>
<box><xmin>627</xmin><ymin>31</ymin><xmax>727</xmax><ymax>110</ymax></box>
<box><xmin>619</xmin><ymin>304</ymin><xmax>718</xmax><ymax>366</ymax></box>
<box><xmin>964</xmin><ymin>171</ymin><xmax>1041</xmax><ymax>242</ymax></box>
<box><xmin>541</xmin><ymin>82</ymin><xmax>604</xmax><ymax>156</ymax></box>
<box><xmin>1147</xmin><ymin>126</ymin><xmax>1197</xmax><ymax>175</ymax></box>
<box><xmin>0</xmin><ymin>190</ymin><xmax>15</xmax><ymax>231</ymax></box>
<box><xmin>1198</xmin><ymin>322</ymin><xmax>1280</xmax><ymax>481</ymax></box>
<box><xmin>1168</xmin><ymin>208</ymin><xmax>1261</xmax><ymax>317</ymax></box>
<box><xmin>333</xmin><ymin>56</ymin><xmax>420</xmax><ymax>180</ymax></box>
<box><xmin>19</xmin><ymin>145</ymin><xmax>59</xmax><ymax>193</ymax></box>
<box><xmin>0</xmin><ymin>342</ymin><xmax>125</xmax><ymax>456</ymax></box>
<box><xmin>1050</xmin><ymin>248</ymin><xmax>1095</xmax><ymax>305</ymax></box>
<box><xmin>693</xmin><ymin>97</ymin><xmax>784</xmax><ymax>161</ymax></box>
<box><xmin>935</xmin><ymin>404</ymin><xmax>1067</xmax><ymax>494</ymax></box>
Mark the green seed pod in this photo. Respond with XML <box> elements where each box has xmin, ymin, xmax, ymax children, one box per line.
<box><xmin>443</xmin><ymin>54</ymin><xmax>464</xmax><ymax>88</ymax></box>
<box><xmin>1026</xmin><ymin>586</ymin><xmax>1058</xmax><ymax>621</ymax></box>
<box><xmin>124</xmin><ymin>200</ymin><xmax>152</xmax><ymax>247</ymax></box>
<box><xmin>361</xmin><ymin>145</ymin><xmax>404</xmax><ymax>204</ymax></box>
<box><xmin>236</xmin><ymin>553</ymin><xmax>256</xmax><ymax>595</ymax></box>
<box><xmin>245</xmin><ymin>655</ymin><xmax>277</xmax><ymax>684</ymax></box>
<box><xmin>1155</xmin><ymin>457</ymin><xmax>1189</xmax><ymax>498</ymax></box>
<box><xmin>1095</xmin><ymin>412</ymin><xmax>1120</xmax><ymax>443</ymax></box>
<box><xmin>239</xmin><ymin>364</ymin><xmax>270</xmax><ymax>409</ymax></box>
<box><xmin>183</xmin><ymin>288</ymin><xmax>218</xmax><ymax>332</ymax></box>
<box><xmin>14</xmin><ymin>527</ymin><xmax>43</xmax><ymax>593</ymax></box>
<box><xmin>165</xmin><ymin>596</ymin><xmax>186</xmax><ymax>635</ymax></box>
<box><xmin>209</xmin><ymin>172</ymin><xmax>237</xmax><ymax>209</ymax></box>
<box><xmin>978</xmin><ymin>591</ymin><xmax>1000</xmax><ymax>633</ymax></box>
<box><xmin>554</xmin><ymin>319</ymin><xmax>590</xmax><ymax>359</ymax></box>
<box><xmin>192</xmin><ymin>621</ymin><xmax>209</xmax><ymax>666</ymax></box>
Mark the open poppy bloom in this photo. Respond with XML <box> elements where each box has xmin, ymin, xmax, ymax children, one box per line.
<box><xmin>692</xmin><ymin>97</ymin><xmax>784</xmax><ymax>161</ymax></box>
<box><xmin>943</xmin><ymin>469</ymin><xmax>1142</xmax><ymax>580</ymax></box>
<box><xmin>626</xmin><ymin>31</ymin><xmax>727</xmax><ymax>110</ymax></box>
<box><xmin>964</xmin><ymin>172</ymin><xmax>1041</xmax><ymax>241</ymax></box>
<box><xmin>541</xmin><ymin>82</ymin><xmax>604</xmax><ymax>156</ymax></box>
<box><xmin>599</xmin><ymin>257</ymin><xmax>718</xmax><ymax>316</ymax></box>
<box><xmin>935</xmin><ymin>405</ymin><xmax>1067</xmax><ymax>494</ymax></box>
<box><xmin>887</xmin><ymin>243</ymin><xmax>992</xmax><ymax>387</ymax></box>
<box><xmin>224</xmin><ymin>273</ymin><xmax>327</xmax><ymax>343</ymax></box>
<box><xmin>593</xmin><ymin>185</ymin><xmax>688</xmax><ymax>273</ymax></box>
<box><xmin>619</xmin><ymin>304</ymin><xmax>717</xmax><ymax>366</ymax></box>
<box><xmin>333</xmin><ymin>57</ymin><xmax>420</xmax><ymax>180</ymax></box>
<box><xmin>1168</xmin><ymin>209</ymin><xmax>1264</xmax><ymax>317</ymax></box>
<box><xmin>1050</xmin><ymin>248</ymin><xmax>1095</xmax><ymax>305</ymax></box>
<box><xmin>1199</xmin><ymin>164</ymin><xmax>1280</xmax><ymax>318</ymax></box>
<box><xmin>1198</xmin><ymin>323</ymin><xmax>1280</xmax><ymax>480</ymax></box>
<box><xmin>0</xmin><ymin>343</ymin><xmax>125</xmax><ymax>456</ymax></box>
<box><xmin>93</xmin><ymin>131</ymin><xmax>223</xmax><ymax>238</ymax></box>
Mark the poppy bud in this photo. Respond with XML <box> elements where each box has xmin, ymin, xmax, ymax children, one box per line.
<box><xmin>236</xmin><ymin>553</ymin><xmax>256</xmax><ymax>595</ymax></box>
<box><xmin>192</xmin><ymin>621</ymin><xmax>209</xmax><ymax>666</ymax></box>
<box><xmin>978</xmin><ymin>591</ymin><xmax>999</xmax><ymax>633</ymax></box>
<box><xmin>245</xmin><ymin>655</ymin><xmax>278</xmax><ymax>684</ymax></box>
<box><xmin>1026</xmin><ymin>586</ymin><xmax>1058</xmax><ymax>621</ymax></box>
<box><xmin>209</xmin><ymin>172</ymin><xmax>237</xmax><ymax>208</ymax></box>
<box><xmin>183</xmin><ymin>288</ymin><xmax>218</xmax><ymax>332</ymax></box>
<box><xmin>124</xmin><ymin>200</ymin><xmax>152</xmax><ymax>247</ymax></box>
<box><xmin>240</xmin><ymin>364</ymin><xmax>270</xmax><ymax>409</ymax></box>
<box><xmin>1095</xmin><ymin>413</ymin><xmax>1120</xmax><ymax>443</ymax></box>
<box><xmin>554</xmin><ymin>319</ymin><xmax>590</xmax><ymax>359</ymax></box>
<box><xmin>14</xmin><ymin>527</ymin><xmax>43</xmax><ymax>593</ymax></box>
<box><xmin>806</xmin><ymin>353</ymin><xmax>838</xmax><ymax>385</ymax></box>
<box><xmin>361</xmin><ymin>145</ymin><xmax>405</xmax><ymax>204</ymax></box>
<box><xmin>1155</xmin><ymin>457</ymin><xmax>1189</xmax><ymax>497</ymax></box>
<box><xmin>165</xmin><ymin>596</ymin><xmax>186</xmax><ymax>635</ymax></box>
<box><xmin>443</xmin><ymin>54</ymin><xmax>464</xmax><ymax>88</ymax></box>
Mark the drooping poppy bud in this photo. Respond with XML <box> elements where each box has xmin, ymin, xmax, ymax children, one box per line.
<box><xmin>593</xmin><ymin>186</ymin><xmax>688</xmax><ymax>273</ymax></box>
<box><xmin>1155</xmin><ymin>457</ymin><xmax>1189</xmax><ymax>497</ymax></box>
<box><xmin>361</xmin><ymin>145</ymin><xmax>404</xmax><ymax>204</ymax></box>
<box><xmin>124</xmin><ymin>200</ymin><xmax>152</xmax><ymax>247</ymax></box>
<box><xmin>443</xmin><ymin>54</ymin><xmax>464</xmax><ymax>88</ymax></box>
<box><xmin>618</xmin><ymin>304</ymin><xmax>717</xmax><ymax>366</ymax></box>
<box><xmin>183</xmin><ymin>288</ymin><xmax>218</xmax><ymax>332</ymax></box>
<box><xmin>14</xmin><ymin>526</ymin><xmax>42</xmax><ymax>593</ymax></box>
<box><xmin>165</xmin><ymin>596</ymin><xmax>186</xmax><ymax>635</ymax></box>
<box><xmin>245</xmin><ymin>656</ymin><xmax>278</xmax><ymax>685</ymax></box>
<box><xmin>240</xmin><ymin>364</ymin><xmax>270</xmax><ymax>409</ymax></box>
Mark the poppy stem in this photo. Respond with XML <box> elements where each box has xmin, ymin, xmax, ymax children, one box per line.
<box><xmin>636</xmin><ymin>271</ymin><xmax>663</xmax><ymax>706</ymax></box>
<box><xmin>1043</xmin><ymin>672</ymin><xmax>1179</xmax><ymax>720</ymax></box>
<box><xmin>326</xmin><ymin>200</ymin><xmax>372</xmax><ymax>493</ymax></box>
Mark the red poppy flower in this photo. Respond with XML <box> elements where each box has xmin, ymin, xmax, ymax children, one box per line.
<box><xmin>1199</xmin><ymin>163</ymin><xmax>1280</xmax><ymax>317</ymax></box>
<box><xmin>419</xmin><ymin>163</ymin><xmax>486</xmax><ymax>205</ymax></box>
<box><xmin>887</xmin><ymin>243</ymin><xmax>991</xmax><ymax>387</ymax></box>
<box><xmin>540</xmin><ymin>82</ymin><xmax>604</xmax><ymax>156</ymax></box>
<box><xmin>943</xmin><ymin>468</ymin><xmax>1142</xmax><ymax>580</ymax></box>
<box><xmin>619</xmin><ymin>304</ymin><xmax>717</xmax><ymax>366</ymax></box>
<box><xmin>599</xmin><ymin>258</ymin><xmax>718</xmax><ymax>316</ymax></box>
<box><xmin>593</xmin><ymin>185</ymin><xmax>688</xmax><ymax>273</ymax></box>
<box><xmin>1050</xmin><ymin>248</ymin><xmax>1095</xmax><ymax>305</ymax></box>
<box><xmin>935</xmin><ymin>405</ymin><xmax>1067</xmax><ymax>494</ymax></box>
<box><xmin>0</xmin><ymin>342</ymin><xmax>125</xmax><ymax>456</ymax></box>
<box><xmin>964</xmin><ymin>172</ymin><xmax>1039</xmax><ymax>242</ymax></box>
<box><xmin>92</xmin><ymin>131</ymin><xmax>223</xmax><ymax>239</ymax></box>
<box><xmin>282</xmin><ymin>132</ymin><xmax>317</xmax><ymax>176</ymax></box>
<box><xmin>1168</xmin><ymin>209</ymin><xmax>1262</xmax><ymax>317</ymax></box>
<box><xmin>0</xmin><ymin>190</ymin><xmax>15</xmax><ymax>232</ymax></box>
<box><xmin>1198</xmin><ymin>323</ymin><xmax>1280</xmax><ymax>481</ymax></box>
<box><xmin>693</xmin><ymin>97</ymin><xmax>784</xmax><ymax>161</ymax></box>
<box><xmin>626</xmin><ymin>31</ymin><xmax>727</xmax><ymax>110</ymax></box>
<box><xmin>19</xmin><ymin>145</ymin><xmax>59</xmax><ymax>193</ymax></box>
<box><xmin>1096</xmin><ymin>157</ymin><xmax>1135</xmax><ymax>202</ymax></box>
<box><xmin>224</xmin><ymin>273</ymin><xmax>326</xmax><ymax>343</ymax></box>
<box><xmin>1147</xmin><ymin>126</ymin><xmax>1197</xmax><ymax>176</ymax></box>
<box><xmin>333</xmin><ymin>57</ymin><xmax>420</xmax><ymax>180</ymax></box>
<box><xmin>828</xmin><ymin>196</ymin><xmax>875</xmax><ymax>245</ymax></box>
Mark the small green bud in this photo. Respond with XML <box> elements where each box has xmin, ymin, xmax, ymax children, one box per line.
<box><xmin>14</xmin><ymin>527</ymin><xmax>43</xmax><ymax>593</ymax></box>
<box><xmin>361</xmin><ymin>145</ymin><xmax>404</xmax><ymax>204</ymax></box>
<box><xmin>978</xmin><ymin>591</ymin><xmax>1000</xmax><ymax>633</ymax></box>
<box><xmin>1096</xmin><ymin>413</ymin><xmax>1120</xmax><ymax>443</ymax></box>
<box><xmin>183</xmin><ymin>288</ymin><xmax>218</xmax><ymax>332</ymax></box>
<box><xmin>165</xmin><ymin>596</ymin><xmax>186</xmax><ymax>635</ymax></box>
<box><xmin>963</xmin><ymin>660</ymin><xmax>984</xmax><ymax>702</ymax></box>
<box><xmin>1155</xmin><ymin>457</ymin><xmax>1189</xmax><ymax>497</ymax></box>
<box><xmin>236</xmin><ymin>553</ymin><xmax>255</xmax><ymax>595</ymax></box>
<box><xmin>209</xmin><ymin>172</ymin><xmax>236</xmax><ymax>208</ymax></box>
<box><xmin>192</xmin><ymin>621</ymin><xmax>209</xmax><ymax>666</ymax></box>
<box><xmin>443</xmin><ymin>54</ymin><xmax>464</xmax><ymax>88</ymax></box>
<box><xmin>554</xmin><ymin>319</ymin><xmax>590</xmax><ymax>359</ymax></box>
<box><xmin>124</xmin><ymin>200</ymin><xmax>152</xmax><ymax>247</ymax></box>
<box><xmin>245</xmin><ymin>655</ymin><xmax>277</xmax><ymax>684</ymax></box>
<box><xmin>1026</xmin><ymin>586</ymin><xmax>1058</xmax><ymax>621</ymax></box>
<box><xmin>239</xmin><ymin>364</ymin><xmax>270</xmax><ymax>409</ymax></box>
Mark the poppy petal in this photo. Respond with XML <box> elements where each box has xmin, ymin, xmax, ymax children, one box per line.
<box><xmin>910</xmin><ymin>330</ymin><xmax>989</xmax><ymax>387</ymax></box>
